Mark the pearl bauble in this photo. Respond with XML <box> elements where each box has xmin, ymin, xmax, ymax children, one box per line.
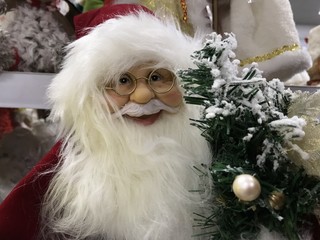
<box><xmin>232</xmin><ymin>174</ymin><xmax>261</xmax><ymax>201</ymax></box>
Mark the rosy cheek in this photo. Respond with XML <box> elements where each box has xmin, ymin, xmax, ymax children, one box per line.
<box><xmin>158</xmin><ymin>89</ymin><xmax>183</xmax><ymax>107</ymax></box>
<box><xmin>105</xmin><ymin>92</ymin><xmax>129</xmax><ymax>113</ymax></box>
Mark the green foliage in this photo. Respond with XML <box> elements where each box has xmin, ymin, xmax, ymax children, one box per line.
<box><xmin>179</xmin><ymin>33</ymin><xmax>320</xmax><ymax>239</ymax></box>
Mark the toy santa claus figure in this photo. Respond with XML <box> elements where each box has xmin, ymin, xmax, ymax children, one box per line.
<box><xmin>0</xmin><ymin>3</ymin><xmax>212</xmax><ymax>240</ymax></box>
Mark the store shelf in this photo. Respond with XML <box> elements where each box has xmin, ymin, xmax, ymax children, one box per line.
<box><xmin>0</xmin><ymin>71</ymin><xmax>319</xmax><ymax>110</ymax></box>
<box><xmin>286</xmin><ymin>85</ymin><xmax>320</xmax><ymax>93</ymax></box>
<box><xmin>0</xmin><ymin>71</ymin><xmax>55</xmax><ymax>109</ymax></box>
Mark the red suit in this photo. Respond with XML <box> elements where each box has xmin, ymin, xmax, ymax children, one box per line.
<box><xmin>0</xmin><ymin>142</ymin><xmax>61</xmax><ymax>240</ymax></box>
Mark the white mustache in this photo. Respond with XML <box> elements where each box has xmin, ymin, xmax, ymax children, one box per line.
<box><xmin>112</xmin><ymin>99</ymin><xmax>180</xmax><ymax>118</ymax></box>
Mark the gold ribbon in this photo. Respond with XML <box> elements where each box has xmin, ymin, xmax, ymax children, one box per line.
<box><xmin>239</xmin><ymin>43</ymin><xmax>300</xmax><ymax>67</ymax></box>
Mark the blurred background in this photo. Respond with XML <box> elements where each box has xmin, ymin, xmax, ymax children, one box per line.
<box><xmin>290</xmin><ymin>0</ymin><xmax>320</xmax><ymax>47</ymax></box>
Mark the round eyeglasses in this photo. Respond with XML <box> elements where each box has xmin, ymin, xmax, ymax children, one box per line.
<box><xmin>105</xmin><ymin>68</ymin><xmax>176</xmax><ymax>96</ymax></box>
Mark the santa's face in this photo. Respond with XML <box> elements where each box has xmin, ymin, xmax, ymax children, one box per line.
<box><xmin>42</xmin><ymin>60</ymin><xmax>211</xmax><ymax>239</ymax></box>
<box><xmin>105</xmin><ymin>64</ymin><xmax>183</xmax><ymax>126</ymax></box>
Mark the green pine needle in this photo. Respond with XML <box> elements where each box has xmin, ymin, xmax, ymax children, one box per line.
<box><xmin>179</xmin><ymin>33</ymin><xmax>320</xmax><ymax>239</ymax></box>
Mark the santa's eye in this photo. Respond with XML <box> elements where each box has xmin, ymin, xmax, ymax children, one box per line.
<box><xmin>150</xmin><ymin>73</ymin><xmax>162</xmax><ymax>82</ymax></box>
<box><xmin>111</xmin><ymin>74</ymin><xmax>136</xmax><ymax>95</ymax></box>
<box><xmin>118</xmin><ymin>74</ymin><xmax>133</xmax><ymax>85</ymax></box>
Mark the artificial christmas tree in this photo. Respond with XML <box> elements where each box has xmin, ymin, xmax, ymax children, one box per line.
<box><xmin>179</xmin><ymin>32</ymin><xmax>320</xmax><ymax>240</ymax></box>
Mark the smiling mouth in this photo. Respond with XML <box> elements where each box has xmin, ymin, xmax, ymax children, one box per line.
<box><xmin>125</xmin><ymin>111</ymin><xmax>162</xmax><ymax>126</ymax></box>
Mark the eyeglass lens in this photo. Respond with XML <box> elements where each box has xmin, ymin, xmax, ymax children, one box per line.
<box><xmin>112</xmin><ymin>68</ymin><xmax>175</xmax><ymax>95</ymax></box>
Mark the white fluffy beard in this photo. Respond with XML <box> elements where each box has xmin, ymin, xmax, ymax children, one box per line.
<box><xmin>40</xmin><ymin>105</ymin><xmax>211</xmax><ymax>240</ymax></box>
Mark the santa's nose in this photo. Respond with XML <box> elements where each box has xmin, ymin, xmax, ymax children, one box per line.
<box><xmin>129</xmin><ymin>82</ymin><xmax>155</xmax><ymax>104</ymax></box>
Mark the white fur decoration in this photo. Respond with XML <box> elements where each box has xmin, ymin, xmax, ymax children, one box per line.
<box><xmin>285</xmin><ymin>70</ymin><xmax>310</xmax><ymax>86</ymax></box>
<box><xmin>0</xmin><ymin>29</ymin><xmax>15</xmax><ymax>71</ymax></box>
<box><xmin>0</xmin><ymin>9</ymin><xmax>15</xmax><ymax>71</ymax></box>
<box><xmin>4</xmin><ymin>4</ymin><xmax>71</xmax><ymax>73</ymax></box>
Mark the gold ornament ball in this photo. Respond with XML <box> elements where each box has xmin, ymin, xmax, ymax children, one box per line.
<box><xmin>269</xmin><ymin>191</ymin><xmax>286</xmax><ymax>210</ymax></box>
<box><xmin>232</xmin><ymin>174</ymin><xmax>261</xmax><ymax>201</ymax></box>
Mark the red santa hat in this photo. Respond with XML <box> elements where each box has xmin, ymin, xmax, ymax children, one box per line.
<box><xmin>73</xmin><ymin>3</ymin><xmax>153</xmax><ymax>38</ymax></box>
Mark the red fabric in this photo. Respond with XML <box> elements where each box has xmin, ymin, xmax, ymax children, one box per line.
<box><xmin>0</xmin><ymin>108</ymin><xmax>14</xmax><ymax>139</ymax></box>
<box><xmin>8</xmin><ymin>47</ymin><xmax>21</xmax><ymax>71</ymax></box>
<box><xmin>74</xmin><ymin>4</ymin><xmax>153</xmax><ymax>38</ymax></box>
<box><xmin>310</xmin><ymin>215</ymin><xmax>320</xmax><ymax>240</ymax></box>
<box><xmin>0</xmin><ymin>141</ymin><xmax>62</xmax><ymax>240</ymax></box>
<box><xmin>104</xmin><ymin>0</ymin><xmax>114</xmax><ymax>5</ymax></box>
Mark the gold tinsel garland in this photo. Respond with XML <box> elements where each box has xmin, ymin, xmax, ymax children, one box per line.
<box><xmin>239</xmin><ymin>44</ymin><xmax>300</xmax><ymax>67</ymax></box>
<box><xmin>287</xmin><ymin>91</ymin><xmax>320</xmax><ymax>177</ymax></box>
<box><xmin>287</xmin><ymin>91</ymin><xmax>320</xmax><ymax>222</ymax></box>
<box><xmin>138</xmin><ymin>0</ymin><xmax>194</xmax><ymax>35</ymax></box>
